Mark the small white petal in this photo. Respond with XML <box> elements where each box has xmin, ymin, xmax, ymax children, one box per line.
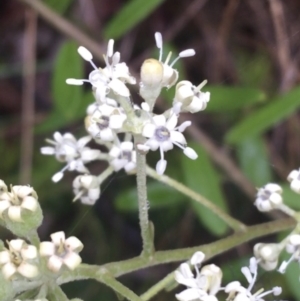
<box><xmin>18</xmin><ymin>262</ymin><xmax>38</xmax><ymax>278</ymax></box>
<box><xmin>291</xmin><ymin>180</ymin><xmax>300</xmax><ymax>193</ymax></box>
<box><xmin>65</xmin><ymin>237</ymin><xmax>83</xmax><ymax>252</ymax></box>
<box><xmin>0</xmin><ymin>251</ymin><xmax>10</xmax><ymax>264</ymax></box>
<box><xmin>8</xmin><ymin>206</ymin><xmax>22</xmax><ymax>222</ymax></box>
<box><xmin>21</xmin><ymin>245</ymin><xmax>37</xmax><ymax>260</ymax></box>
<box><xmin>63</xmin><ymin>252</ymin><xmax>82</xmax><ymax>270</ymax></box>
<box><xmin>40</xmin><ymin>146</ymin><xmax>55</xmax><ymax>155</ymax></box>
<box><xmin>178</xmin><ymin>121</ymin><xmax>191</xmax><ymax>132</ymax></box>
<box><xmin>48</xmin><ymin>255</ymin><xmax>63</xmax><ymax>272</ymax></box>
<box><xmin>21</xmin><ymin>196</ymin><xmax>38</xmax><ymax>212</ymax></box>
<box><xmin>51</xmin><ymin>231</ymin><xmax>65</xmax><ymax>245</ymax></box>
<box><xmin>241</xmin><ymin>267</ymin><xmax>252</xmax><ymax>284</ymax></box>
<box><xmin>287</xmin><ymin>169</ymin><xmax>299</xmax><ymax>181</ymax></box>
<box><xmin>141</xmin><ymin>102</ymin><xmax>150</xmax><ymax>112</ymax></box>
<box><xmin>39</xmin><ymin>242</ymin><xmax>55</xmax><ymax>256</ymax></box>
<box><xmin>184</xmin><ymin>147</ymin><xmax>198</xmax><ymax>160</ymax></box>
<box><xmin>78</xmin><ymin>46</ymin><xmax>93</xmax><ymax>61</ymax></box>
<box><xmin>2</xmin><ymin>262</ymin><xmax>17</xmax><ymax>279</ymax></box>
<box><xmin>156</xmin><ymin>159</ymin><xmax>167</xmax><ymax>175</ymax></box>
<box><xmin>142</xmin><ymin>123</ymin><xmax>156</xmax><ymax>138</ymax></box>
<box><xmin>176</xmin><ymin>288</ymin><xmax>203</xmax><ymax>301</ymax></box>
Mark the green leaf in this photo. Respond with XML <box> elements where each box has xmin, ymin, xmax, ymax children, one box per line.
<box><xmin>52</xmin><ymin>41</ymin><xmax>84</xmax><ymax>120</ymax></box>
<box><xmin>281</xmin><ymin>251</ymin><xmax>300</xmax><ymax>300</ymax></box>
<box><xmin>181</xmin><ymin>143</ymin><xmax>229</xmax><ymax>236</ymax></box>
<box><xmin>114</xmin><ymin>181</ymin><xmax>183</xmax><ymax>211</ymax></box>
<box><xmin>237</xmin><ymin>136</ymin><xmax>272</xmax><ymax>186</ymax></box>
<box><xmin>226</xmin><ymin>86</ymin><xmax>300</xmax><ymax>144</ymax></box>
<box><xmin>44</xmin><ymin>0</ymin><xmax>75</xmax><ymax>14</ymax></box>
<box><xmin>104</xmin><ymin>0</ymin><xmax>166</xmax><ymax>40</ymax></box>
<box><xmin>204</xmin><ymin>86</ymin><xmax>265</xmax><ymax>112</ymax></box>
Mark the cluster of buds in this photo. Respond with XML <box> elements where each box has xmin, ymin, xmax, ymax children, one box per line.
<box><xmin>0</xmin><ymin>180</ymin><xmax>43</xmax><ymax>237</ymax></box>
<box><xmin>253</xmin><ymin>167</ymin><xmax>300</xmax><ymax>277</ymax></box>
<box><xmin>174</xmin><ymin>252</ymin><xmax>281</xmax><ymax>301</ymax></box>
<box><xmin>41</xmin><ymin>32</ymin><xmax>210</xmax><ymax>205</ymax></box>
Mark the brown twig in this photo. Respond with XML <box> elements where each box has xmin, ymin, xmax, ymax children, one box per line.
<box><xmin>20</xmin><ymin>9</ymin><xmax>37</xmax><ymax>184</ymax></box>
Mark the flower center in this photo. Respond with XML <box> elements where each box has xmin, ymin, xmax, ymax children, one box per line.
<box><xmin>155</xmin><ymin>126</ymin><xmax>170</xmax><ymax>142</ymax></box>
<box><xmin>121</xmin><ymin>150</ymin><xmax>132</xmax><ymax>161</ymax></box>
<box><xmin>97</xmin><ymin>116</ymin><xmax>110</xmax><ymax>130</ymax></box>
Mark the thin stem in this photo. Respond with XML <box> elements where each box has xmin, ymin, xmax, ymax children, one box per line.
<box><xmin>48</xmin><ymin>283</ymin><xmax>70</xmax><ymax>301</ymax></box>
<box><xmin>102</xmin><ymin>275</ymin><xmax>144</xmax><ymax>301</ymax></box>
<box><xmin>97</xmin><ymin>165</ymin><xmax>114</xmax><ymax>184</ymax></box>
<box><xmin>146</xmin><ymin>165</ymin><xmax>246</xmax><ymax>231</ymax></box>
<box><xmin>134</xmin><ymin>135</ymin><xmax>155</xmax><ymax>256</ymax></box>
<box><xmin>57</xmin><ymin>218</ymin><xmax>295</xmax><ymax>284</ymax></box>
<box><xmin>140</xmin><ymin>271</ymin><xmax>174</xmax><ymax>301</ymax></box>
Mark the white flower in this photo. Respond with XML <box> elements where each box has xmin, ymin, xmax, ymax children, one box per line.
<box><xmin>0</xmin><ymin>182</ymin><xmax>38</xmax><ymax>222</ymax></box>
<box><xmin>254</xmin><ymin>183</ymin><xmax>283</xmax><ymax>212</ymax></box>
<box><xmin>175</xmin><ymin>251</ymin><xmax>222</xmax><ymax>301</ymax></box>
<box><xmin>278</xmin><ymin>234</ymin><xmax>300</xmax><ymax>274</ymax></box>
<box><xmin>154</xmin><ymin>32</ymin><xmax>195</xmax><ymax>88</ymax></box>
<box><xmin>225</xmin><ymin>257</ymin><xmax>281</xmax><ymax>301</ymax></box>
<box><xmin>0</xmin><ymin>239</ymin><xmax>38</xmax><ymax>279</ymax></box>
<box><xmin>254</xmin><ymin>243</ymin><xmax>281</xmax><ymax>271</ymax></box>
<box><xmin>174</xmin><ymin>80</ymin><xmax>210</xmax><ymax>113</ymax></box>
<box><xmin>109</xmin><ymin>141</ymin><xmax>136</xmax><ymax>173</ymax></box>
<box><xmin>41</xmin><ymin>132</ymin><xmax>100</xmax><ymax>182</ymax></box>
<box><xmin>73</xmin><ymin>174</ymin><xmax>100</xmax><ymax>205</ymax></box>
<box><xmin>139</xmin><ymin>113</ymin><xmax>197</xmax><ymax>175</ymax></box>
<box><xmin>287</xmin><ymin>169</ymin><xmax>300</xmax><ymax>193</ymax></box>
<box><xmin>39</xmin><ymin>231</ymin><xmax>83</xmax><ymax>272</ymax></box>
<box><xmin>86</xmin><ymin>104</ymin><xmax>127</xmax><ymax>141</ymax></box>
<box><xmin>66</xmin><ymin>41</ymin><xmax>135</xmax><ymax>103</ymax></box>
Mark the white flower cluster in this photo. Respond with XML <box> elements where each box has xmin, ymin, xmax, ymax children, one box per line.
<box><xmin>41</xmin><ymin>32</ymin><xmax>210</xmax><ymax>205</ymax></box>
<box><xmin>175</xmin><ymin>252</ymin><xmax>281</xmax><ymax>301</ymax></box>
<box><xmin>0</xmin><ymin>232</ymin><xmax>83</xmax><ymax>280</ymax></box>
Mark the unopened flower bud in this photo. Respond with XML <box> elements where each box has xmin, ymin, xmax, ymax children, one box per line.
<box><xmin>254</xmin><ymin>243</ymin><xmax>281</xmax><ymax>270</ymax></box>
<box><xmin>140</xmin><ymin>59</ymin><xmax>163</xmax><ymax>88</ymax></box>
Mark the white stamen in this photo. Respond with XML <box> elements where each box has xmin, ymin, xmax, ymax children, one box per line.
<box><xmin>107</xmin><ymin>39</ymin><xmax>114</xmax><ymax>57</ymax></box>
<box><xmin>66</xmin><ymin>79</ymin><xmax>84</xmax><ymax>85</ymax></box>
<box><xmin>78</xmin><ymin>46</ymin><xmax>93</xmax><ymax>61</ymax></box>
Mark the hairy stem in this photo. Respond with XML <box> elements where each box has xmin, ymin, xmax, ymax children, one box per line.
<box><xmin>134</xmin><ymin>135</ymin><xmax>155</xmax><ymax>256</ymax></box>
<box><xmin>57</xmin><ymin>218</ymin><xmax>295</xmax><ymax>284</ymax></box>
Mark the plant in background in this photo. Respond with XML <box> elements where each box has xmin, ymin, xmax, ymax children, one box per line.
<box><xmin>0</xmin><ymin>31</ymin><xmax>299</xmax><ymax>301</ymax></box>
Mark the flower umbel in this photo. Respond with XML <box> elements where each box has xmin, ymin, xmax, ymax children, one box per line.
<box><xmin>41</xmin><ymin>132</ymin><xmax>100</xmax><ymax>182</ymax></box>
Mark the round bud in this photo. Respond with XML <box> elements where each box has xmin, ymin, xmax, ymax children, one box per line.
<box><xmin>140</xmin><ymin>59</ymin><xmax>163</xmax><ymax>88</ymax></box>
